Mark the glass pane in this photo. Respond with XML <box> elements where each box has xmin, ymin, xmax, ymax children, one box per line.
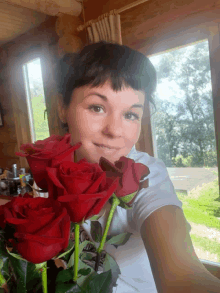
<box><xmin>149</xmin><ymin>40</ymin><xmax>220</xmax><ymax>263</ymax></box>
<box><xmin>23</xmin><ymin>58</ymin><xmax>50</xmax><ymax>142</ymax></box>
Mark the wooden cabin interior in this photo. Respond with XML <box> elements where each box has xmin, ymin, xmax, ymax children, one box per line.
<box><xmin>0</xmin><ymin>0</ymin><xmax>220</xmax><ymax>280</ymax></box>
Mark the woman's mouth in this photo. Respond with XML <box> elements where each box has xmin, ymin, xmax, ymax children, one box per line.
<box><xmin>93</xmin><ymin>143</ymin><xmax>120</xmax><ymax>153</ymax></box>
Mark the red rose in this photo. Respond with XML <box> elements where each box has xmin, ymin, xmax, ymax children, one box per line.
<box><xmin>46</xmin><ymin>159</ymin><xmax>119</xmax><ymax>223</ymax></box>
<box><xmin>0</xmin><ymin>197</ymin><xmax>70</xmax><ymax>264</ymax></box>
<box><xmin>99</xmin><ymin>156</ymin><xmax>150</xmax><ymax>207</ymax></box>
<box><xmin>16</xmin><ymin>134</ymin><xmax>81</xmax><ymax>190</ymax></box>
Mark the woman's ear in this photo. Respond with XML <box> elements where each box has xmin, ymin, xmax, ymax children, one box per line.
<box><xmin>57</xmin><ymin>94</ymin><xmax>67</xmax><ymax>123</ymax></box>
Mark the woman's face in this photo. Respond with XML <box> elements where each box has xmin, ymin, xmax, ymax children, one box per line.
<box><xmin>62</xmin><ymin>81</ymin><xmax>145</xmax><ymax>164</ymax></box>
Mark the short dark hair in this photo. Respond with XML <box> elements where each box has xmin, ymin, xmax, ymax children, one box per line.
<box><xmin>57</xmin><ymin>41</ymin><xmax>157</xmax><ymax>107</ymax></box>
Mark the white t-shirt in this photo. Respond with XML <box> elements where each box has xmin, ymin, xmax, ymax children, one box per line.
<box><xmin>82</xmin><ymin>145</ymin><xmax>183</xmax><ymax>293</ymax></box>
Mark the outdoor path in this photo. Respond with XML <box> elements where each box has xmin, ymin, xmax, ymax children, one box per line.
<box><xmin>167</xmin><ymin>167</ymin><xmax>217</xmax><ymax>192</ymax></box>
<box><xmin>190</xmin><ymin>222</ymin><xmax>220</xmax><ymax>262</ymax></box>
<box><xmin>190</xmin><ymin>223</ymin><xmax>220</xmax><ymax>243</ymax></box>
<box><xmin>194</xmin><ymin>247</ymin><xmax>219</xmax><ymax>263</ymax></box>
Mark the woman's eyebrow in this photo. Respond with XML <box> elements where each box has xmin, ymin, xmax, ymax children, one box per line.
<box><xmin>85</xmin><ymin>92</ymin><xmax>144</xmax><ymax>109</ymax></box>
<box><xmin>85</xmin><ymin>92</ymin><xmax>107</xmax><ymax>101</ymax></box>
<box><xmin>131</xmin><ymin>104</ymin><xmax>144</xmax><ymax>110</ymax></box>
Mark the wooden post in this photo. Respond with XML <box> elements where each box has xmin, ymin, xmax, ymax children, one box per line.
<box><xmin>6</xmin><ymin>56</ymin><xmax>32</xmax><ymax>169</ymax></box>
<box><xmin>136</xmin><ymin>101</ymin><xmax>154</xmax><ymax>156</ymax></box>
<box><xmin>208</xmin><ymin>24</ymin><xmax>220</xmax><ymax>195</ymax></box>
<box><xmin>40</xmin><ymin>38</ymin><xmax>66</xmax><ymax>136</ymax></box>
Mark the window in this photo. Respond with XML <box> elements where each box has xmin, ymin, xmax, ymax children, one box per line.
<box><xmin>149</xmin><ymin>40</ymin><xmax>220</xmax><ymax>263</ymax></box>
<box><xmin>23</xmin><ymin>58</ymin><xmax>49</xmax><ymax>142</ymax></box>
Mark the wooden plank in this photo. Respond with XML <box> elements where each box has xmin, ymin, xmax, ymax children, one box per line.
<box><xmin>84</xmin><ymin>0</ymin><xmax>220</xmax><ymax>51</ymax></box>
<box><xmin>136</xmin><ymin>101</ymin><xmax>154</xmax><ymax>155</ymax></box>
<box><xmin>5</xmin><ymin>58</ymin><xmax>32</xmax><ymax>169</ymax></box>
<box><xmin>202</xmin><ymin>259</ymin><xmax>220</xmax><ymax>280</ymax></box>
<box><xmin>0</xmin><ymin>128</ymin><xmax>17</xmax><ymax>142</ymax></box>
<box><xmin>0</xmin><ymin>195</ymin><xmax>13</xmax><ymax>200</ymax></box>
<box><xmin>0</xmin><ymin>142</ymin><xmax>19</xmax><ymax>157</ymax></box>
<box><xmin>84</xmin><ymin>0</ymin><xmax>220</xmax><ymax>28</ymax></box>
<box><xmin>0</xmin><ymin>157</ymin><xmax>20</xmax><ymax>169</ymax></box>
<box><xmin>0</xmin><ymin>197</ymin><xmax>11</xmax><ymax>206</ymax></box>
<box><xmin>1</xmin><ymin>16</ymin><xmax>58</xmax><ymax>53</ymax></box>
<box><xmin>0</xmin><ymin>18</ymin><xmax>60</xmax><ymax>171</ymax></box>
<box><xmin>40</xmin><ymin>40</ymin><xmax>67</xmax><ymax>136</ymax></box>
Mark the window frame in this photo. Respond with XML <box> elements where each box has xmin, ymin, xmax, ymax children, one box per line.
<box><xmin>137</xmin><ymin>24</ymin><xmax>220</xmax><ymax>194</ymax></box>
<box><xmin>137</xmin><ymin>24</ymin><xmax>220</xmax><ymax>274</ymax></box>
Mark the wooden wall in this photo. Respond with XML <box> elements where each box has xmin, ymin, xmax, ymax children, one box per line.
<box><xmin>0</xmin><ymin>17</ymin><xmax>62</xmax><ymax>169</ymax></box>
<box><xmin>0</xmin><ymin>62</ymin><xmax>20</xmax><ymax>168</ymax></box>
<box><xmin>83</xmin><ymin>0</ymin><xmax>220</xmax><ymax>52</ymax></box>
<box><xmin>82</xmin><ymin>0</ymin><xmax>220</xmax><ymax>157</ymax></box>
<box><xmin>1</xmin><ymin>0</ymin><xmax>220</xmax><ymax>167</ymax></box>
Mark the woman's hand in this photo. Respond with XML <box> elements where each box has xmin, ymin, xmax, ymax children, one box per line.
<box><xmin>140</xmin><ymin>205</ymin><xmax>220</xmax><ymax>292</ymax></box>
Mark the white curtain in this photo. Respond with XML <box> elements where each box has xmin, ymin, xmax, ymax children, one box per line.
<box><xmin>86</xmin><ymin>11</ymin><xmax>122</xmax><ymax>45</ymax></box>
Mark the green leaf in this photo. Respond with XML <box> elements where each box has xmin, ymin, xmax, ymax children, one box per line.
<box><xmin>71</xmin><ymin>222</ymin><xmax>75</xmax><ymax>231</ymax></box>
<box><xmin>56</xmin><ymin>268</ymin><xmax>74</xmax><ymax>283</ymax></box>
<box><xmin>78</xmin><ymin>268</ymin><xmax>91</xmax><ymax>276</ymax></box>
<box><xmin>6</xmin><ymin>248</ymin><xmax>27</xmax><ymax>262</ymax></box>
<box><xmin>76</xmin><ymin>259</ymin><xmax>96</xmax><ymax>287</ymax></box>
<box><xmin>80</xmin><ymin>252</ymin><xmax>93</xmax><ymax>261</ymax></box>
<box><xmin>8</xmin><ymin>256</ymin><xmax>28</xmax><ymax>293</ymax></box>
<box><xmin>118</xmin><ymin>201</ymin><xmax>132</xmax><ymax>210</ymax></box>
<box><xmin>57</xmin><ymin>243</ymin><xmax>74</xmax><ymax>259</ymax></box>
<box><xmin>119</xmin><ymin>191</ymin><xmax>137</xmax><ymax>204</ymax></box>
<box><xmin>67</xmin><ymin>252</ymin><xmax>74</xmax><ymax>269</ymax></box>
<box><xmin>62</xmin><ymin>240</ymin><xmax>75</xmax><ymax>263</ymax></box>
<box><xmin>103</xmin><ymin>253</ymin><xmax>120</xmax><ymax>287</ymax></box>
<box><xmin>82</xmin><ymin>270</ymin><xmax>112</xmax><ymax>293</ymax></box>
<box><xmin>55</xmin><ymin>282</ymin><xmax>82</xmax><ymax>293</ymax></box>
<box><xmin>67</xmin><ymin>240</ymin><xmax>96</xmax><ymax>269</ymax></box>
<box><xmin>0</xmin><ymin>269</ymin><xmax>6</xmax><ymax>287</ymax></box>
<box><xmin>106</xmin><ymin>232</ymin><xmax>132</xmax><ymax>248</ymax></box>
<box><xmin>5</xmin><ymin>251</ymin><xmax>41</xmax><ymax>293</ymax></box>
<box><xmin>79</xmin><ymin>241</ymin><xmax>96</xmax><ymax>256</ymax></box>
<box><xmin>6</xmin><ymin>251</ymin><xmax>41</xmax><ymax>292</ymax></box>
<box><xmin>90</xmin><ymin>221</ymin><xmax>102</xmax><ymax>243</ymax></box>
<box><xmin>26</xmin><ymin>262</ymin><xmax>42</xmax><ymax>292</ymax></box>
<box><xmin>89</xmin><ymin>215</ymin><xmax>100</xmax><ymax>221</ymax></box>
<box><xmin>35</xmin><ymin>262</ymin><xmax>47</xmax><ymax>271</ymax></box>
<box><xmin>0</xmin><ymin>243</ymin><xmax>9</xmax><ymax>282</ymax></box>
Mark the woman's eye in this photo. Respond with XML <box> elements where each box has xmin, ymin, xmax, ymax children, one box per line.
<box><xmin>88</xmin><ymin>105</ymin><xmax>104</xmax><ymax>113</ymax></box>
<box><xmin>125</xmin><ymin>112</ymin><xmax>140</xmax><ymax>121</ymax></box>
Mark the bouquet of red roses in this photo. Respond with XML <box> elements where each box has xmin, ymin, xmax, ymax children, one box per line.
<box><xmin>0</xmin><ymin>134</ymin><xmax>149</xmax><ymax>293</ymax></box>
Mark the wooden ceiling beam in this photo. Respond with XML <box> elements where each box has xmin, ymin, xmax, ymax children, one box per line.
<box><xmin>3</xmin><ymin>0</ymin><xmax>82</xmax><ymax>17</ymax></box>
<box><xmin>83</xmin><ymin>0</ymin><xmax>220</xmax><ymax>52</ymax></box>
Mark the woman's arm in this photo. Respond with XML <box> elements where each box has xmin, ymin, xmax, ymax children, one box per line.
<box><xmin>140</xmin><ymin>205</ymin><xmax>220</xmax><ymax>293</ymax></box>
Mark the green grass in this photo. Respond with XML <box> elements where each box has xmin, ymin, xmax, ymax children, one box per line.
<box><xmin>190</xmin><ymin>234</ymin><xmax>220</xmax><ymax>262</ymax></box>
<box><xmin>177</xmin><ymin>178</ymin><xmax>220</xmax><ymax>230</ymax></box>
<box><xmin>176</xmin><ymin>178</ymin><xmax>220</xmax><ymax>262</ymax></box>
<box><xmin>31</xmin><ymin>95</ymin><xmax>50</xmax><ymax>141</ymax></box>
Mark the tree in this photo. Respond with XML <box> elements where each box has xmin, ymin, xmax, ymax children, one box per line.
<box><xmin>151</xmin><ymin>41</ymin><xmax>217</xmax><ymax>167</ymax></box>
<box><xmin>30</xmin><ymin>79</ymin><xmax>44</xmax><ymax>98</ymax></box>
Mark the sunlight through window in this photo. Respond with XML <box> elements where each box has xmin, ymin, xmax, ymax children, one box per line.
<box><xmin>23</xmin><ymin>58</ymin><xmax>50</xmax><ymax>142</ymax></box>
<box><xmin>149</xmin><ymin>40</ymin><xmax>220</xmax><ymax>264</ymax></box>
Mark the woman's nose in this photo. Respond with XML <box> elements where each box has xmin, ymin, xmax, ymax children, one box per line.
<box><xmin>102</xmin><ymin>114</ymin><xmax>123</xmax><ymax>138</ymax></box>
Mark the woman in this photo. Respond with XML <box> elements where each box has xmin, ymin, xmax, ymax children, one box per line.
<box><xmin>57</xmin><ymin>41</ymin><xmax>220</xmax><ymax>292</ymax></box>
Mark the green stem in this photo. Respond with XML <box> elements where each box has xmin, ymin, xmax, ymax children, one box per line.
<box><xmin>42</xmin><ymin>262</ymin><xmax>47</xmax><ymax>293</ymax></box>
<box><xmin>97</xmin><ymin>194</ymin><xmax>120</xmax><ymax>254</ymax></box>
<box><xmin>73</xmin><ymin>223</ymin><xmax>80</xmax><ymax>282</ymax></box>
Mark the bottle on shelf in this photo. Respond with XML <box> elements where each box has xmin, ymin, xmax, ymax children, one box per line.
<box><xmin>12</xmin><ymin>164</ymin><xmax>18</xmax><ymax>179</ymax></box>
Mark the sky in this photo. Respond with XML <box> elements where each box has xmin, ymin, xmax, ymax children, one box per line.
<box><xmin>149</xmin><ymin>40</ymin><xmax>210</xmax><ymax>105</ymax></box>
<box><xmin>27</xmin><ymin>58</ymin><xmax>42</xmax><ymax>80</ymax></box>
